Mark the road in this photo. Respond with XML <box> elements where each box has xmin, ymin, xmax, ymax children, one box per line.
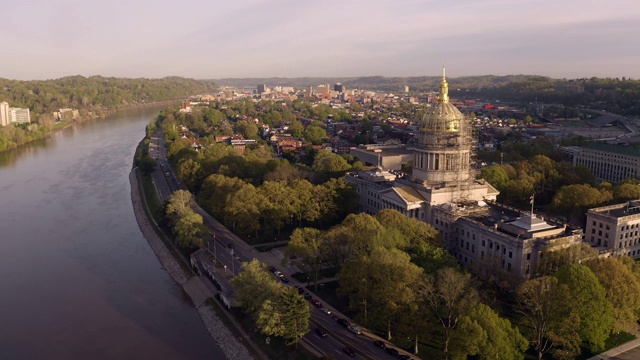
<box><xmin>150</xmin><ymin>129</ymin><xmax>419</xmax><ymax>359</ymax></box>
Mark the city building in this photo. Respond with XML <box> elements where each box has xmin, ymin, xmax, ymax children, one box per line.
<box><xmin>571</xmin><ymin>143</ymin><xmax>640</xmax><ymax>183</ymax></box>
<box><xmin>586</xmin><ymin>200</ymin><xmax>640</xmax><ymax>259</ymax></box>
<box><xmin>257</xmin><ymin>84</ymin><xmax>267</xmax><ymax>94</ymax></box>
<box><xmin>0</xmin><ymin>101</ymin><xmax>9</xmax><ymax>126</ymax></box>
<box><xmin>334</xmin><ymin>83</ymin><xmax>345</xmax><ymax>93</ymax></box>
<box><xmin>0</xmin><ymin>102</ymin><xmax>31</xmax><ymax>125</ymax></box>
<box><xmin>9</xmin><ymin>108</ymin><xmax>31</xmax><ymax>124</ymax></box>
<box><xmin>347</xmin><ymin>68</ymin><xmax>579</xmax><ymax>280</ymax></box>
<box><xmin>349</xmin><ymin>143</ymin><xmax>413</xmax><ymax>171</ymax></box>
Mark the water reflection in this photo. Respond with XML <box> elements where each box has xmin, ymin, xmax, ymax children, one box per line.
<box><xmin>0</xmin><ymin>107</ymin><xmax>223</xmax><ymax>359</ymax></box>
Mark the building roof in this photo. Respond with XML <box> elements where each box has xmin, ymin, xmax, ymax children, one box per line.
<box><xmin>583</xmin><ymin>142</ymin><xmax>640</xmax><ymax>157</ymax></box>
<box><xmin>507</xmin><ymin>215</ymin><xmax>556</xmax><ymax>232</ymax></box>
<box><xmin>394</xmin><ymin>186</ymin><xmax>425</xmax><ymax>203</ymax></box>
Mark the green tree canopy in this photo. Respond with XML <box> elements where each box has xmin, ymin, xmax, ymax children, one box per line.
<box><xmin>555</xmin><ymin>264</ymin><xmax>614</xmax><ymax>352</ymax></box>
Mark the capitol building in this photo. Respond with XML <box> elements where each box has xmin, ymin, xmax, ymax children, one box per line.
<box><xmin>346</xmin><ymin>68</ymin><xmax>582</xmax><ymax>281</ymax></box>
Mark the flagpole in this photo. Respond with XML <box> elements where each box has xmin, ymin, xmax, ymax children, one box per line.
<box><xmin>530</xmin><ymin>194</ymin><xmax>534</xmax><ymax>218</ymax></box>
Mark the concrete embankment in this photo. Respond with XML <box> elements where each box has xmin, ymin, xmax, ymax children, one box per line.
<box><xmin>129</xmin><ymin>170</ymin><xmax>253</xmax><ymax>360</ymax></box>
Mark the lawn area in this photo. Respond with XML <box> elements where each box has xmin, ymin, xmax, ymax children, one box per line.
<box><xmin>140</xmin><ymin>172</ymin><xmax>164</xmax><ymax>222</ymax></box>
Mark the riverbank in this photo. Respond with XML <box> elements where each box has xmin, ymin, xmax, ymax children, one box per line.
<box><xmin>0</xmin><ymin>100</ymin><xmax>179</xmax><ymax>154</ymax></box>
<box><xmin>129</xmin><ymin>169</ymin><xmax>254</xmax><ymax>360</ymax></box>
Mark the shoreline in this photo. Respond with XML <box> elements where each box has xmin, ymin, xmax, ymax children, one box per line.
<box><xmin>129</xmin><ymin>170</ymin><xmax>253</xmax><ymax>360</ymax></box>
<box><xmin>0</xmin><ymin>100</ymin><xmax>180</xmax><ymax>154</ymax></box>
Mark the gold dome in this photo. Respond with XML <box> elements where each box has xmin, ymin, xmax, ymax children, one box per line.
<box><xmin>416</xmin><ymin>66</ymin><xmax>465</xmax><ymax>133</ymax></box>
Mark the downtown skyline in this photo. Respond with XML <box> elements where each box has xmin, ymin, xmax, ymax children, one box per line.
<box><xmin>2</xmin><ymin>0</ymin><xmax>639</xmax><ymax>81</ymax></box>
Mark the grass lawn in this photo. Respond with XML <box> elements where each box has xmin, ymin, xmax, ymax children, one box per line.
<box><xmin>140</xmin><ymin>172</ymin><xmax>164</xmax><ymax>222</ymax></box>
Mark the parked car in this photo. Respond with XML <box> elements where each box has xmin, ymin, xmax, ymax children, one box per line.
<box><xmin>337</xmin><ymin>318</ymin><xmax>350</xmax><ymax>327</ymax></box>
<box><xmin>385</xmin><ymin>348</ymin><xmax>399</xmax><ymax>357</ymax></box>
<box><xmin>399</xmin><ymin>355</ymin><xmax>412</xmax><ymax>360</ymax></box>
<box><xmin>372</xmin><ymin>340</ymin><xmax>386</xmax><ymax>349</ymax></box>
<box><xmin>347</xmin><ymin>326</ymin><xmax>362</xmax><ymax>335</ymax></box>
<box><xmin>303</xmin><ymin>293</ymin><xmax>312</xmax><ymax>300</ymax></box>
<box><xmin>342</xmin><ymin>347</ymin><xmax>356</xmax><ymax>357</ymax></box>
<box><xmin>311</xmin><ymin>299</ymin><xmax>322</xmax><ymax>308</ymax></box>
<box><xmin>295</xmin><ymin>286</ymin><xmax>304</xmax><ymax>294</ymax></box>
<box><xmin>320</xmin><ymin>307</ymin><xmax>331</xmax><ymax>315</ymax></box>
<box><xmin>227</xmin><ymin>243</ymin><xmax>234</xmax><ymax>249</ymax></box>
<box><xmin>273</xmin><ymin>270</ymin><xmax>284</xmax><ymax>278</ymax></box>
<box><xmin>279</xmin><ymin>277</ymin><xmax>289</xmax><ymax>283</ymax></box>
<box><xmin>315</xmin><ymin>327</ymin><xmax>328</xmax><ymax>338</ymax></box>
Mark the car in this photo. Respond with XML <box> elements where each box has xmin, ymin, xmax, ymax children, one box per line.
<box><xmin>372</xmin><ymin>340</ymin><xmax>386</xmax><ymax>349</ymax></box>
<box><xmin>269</xmin><ymin>266</ymin><xmax>276</xmax><ymax>272</ymax></box>
<box><xmin>347</xmin><ymin>326</ymin><xmax>362</xmax><ymax>335</ymax></box>
<box><xmin>295</xmin><ymin>286</ymin><xmax>304</xmax><ymax>294</ymax></box>
<box><xmin>279</xmin><ymin>277</ymin><xmax>289</xmax><ymax>283</ymax></box>
<box><xmin>385</xmin><ymin>348</ymin><xmax>399</xmax><ymax>357</ymax></box>
<box><xmin>342</xmin><ymin>347</ymin><xmax>356</xmax><ymax>357</ymax></box>
<box><xmin>399</xmin><ymin>355</ymin><xmax>412</xmax><ymax>360</ymax></box>
<box><xmin>320</xmin><ymin>307</ymin><xmax>331</xmax><ymax>315</ymax></box>
<box><xmin>273</xmin><ymin>270</ymin><xmax>284</xmax><ymax>278</ymax></box>
<box><xmin>337</xmin><ymin>318</ymin><xmax>350</xmax><ymax>327</ymax></box>
<box><xmin>315</xmin><ymin>327</ymin><xmax>328</xmax><ymax>338</ymax></box>
<box><xmin>227</xmin><ymin>243</ymin><xmax>234</xmax><ymax>249</ymax></box>
<box><xmin>303</xmin><ymin>293</ymin><xmax>312</xmax><ymax>300</ymax></box>
<box><xmin>311</xmin><ymin>299</ymin><xmax>322</xmax><ymax>308</ymax></box>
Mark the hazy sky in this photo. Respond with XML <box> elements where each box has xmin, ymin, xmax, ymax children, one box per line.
<box><xmin>2</xmin><ymin>0</ymin><xmax>639</xmax><ymax>80</ymax></box>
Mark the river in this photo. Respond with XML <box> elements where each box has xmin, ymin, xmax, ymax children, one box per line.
<box><xmin>0</xmin><ymin>108</ymin><xmax>225</xmax><ymax>359</ymax></box>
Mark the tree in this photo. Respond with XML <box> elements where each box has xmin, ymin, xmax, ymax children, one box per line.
<box><xmin>290</xmin><ymin>179</ymin><xmax>320</xmax><ymax>226</ymax></box>
<box><xmin>517</xmin><ymin>276</ymin><xmax>576</xmax><ymax>360</ymax></box>
<box><xmin>613</xmin><ymin>182</ymin><xmax>640</xmax><ymax>201</ymax></box>
<box><xmin>287</xmin><ymin>119</ymin><xmax>304</xmax><ymax>138</ymax></box>
<box><xmin>555</xmin><ymin>264</ymin><xmax>614</xmax><ymax>352</ymax></box>
<box><xmin>584</xmin><ymin>257</ymin><xmax>640</xmax><ymax>333</ymax></box>
<box><xmin>479</xmin><ymin>165</ymin><xmax>510</xmax><ymax>191</ymax></box>
<box><xmin>304</xmin><ymin>124</ymin><xmax>327</xmax><ymax>145</ymax></box>
<box><xmin>166</xmin><ymin>189</ymin><xmax>194</xmax><ymax>220</ymax></box>
<box><xmin>224</xmin><ymin>183</ymin><xmax>264</xmax><ymax>235</ymax></box>
<box><xmin>257</xmin><ymin>287</ymin><xmax>311</xmax><ymax>348</ymax></box>
<box><xmin>422</xmin><ymin>268</ymin><xmax>478</xmax><ymax>359</ymax></box>
<box><xmin>172</xmin><ymin>210</ymin><xmax>207</xmax><ymax>248</ymax></box>
<box><xmin>458</xmin><ymin>303</ymin><xmax>528</xmax><ymax>360</ymax></box>
<box><xmin>536</xmin><ymin>242</ymin><xmax>598</xmax><ymax>276</ymax></box>
<box><xmin>235</xmin><ymin>119</ymin><xmax>259</xmax><ymax>139</ymax></box>
<box><xmin>259</xmin><ymin>181</ymin><xmax>295</xmax><ymax>234</ymax></box>
<box><xmin>312</xmin><ymin>149</ymin><xmax>351</xmax><ymax>174</ymax></box>
<box><xmin>551</xmin><ymin>184</ymin><xmax>612</xmax><ymax>214</ymax></box>
<box><xmin>284</xmin><ymin>227</ymin><xmax>323</xmax><ymax>291</ymax></box>
<box><xmin>338</xmin><ymin>247</ymin><xmax>422</xmax><ymax>336</ymax></box>
<box><xmin>230</xmin><ymin>259</ymin><xmax>283</xmax><ymax>318</ymax></box>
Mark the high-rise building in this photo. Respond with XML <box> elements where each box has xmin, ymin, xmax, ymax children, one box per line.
<box><xmin>334</xmin><ymin>83</ymin><xmax>345</xmax><ymax>93</ymax></box>
<box><xmin>0</xmin><ymin>101</ymin><xmax>9</xmax><ymax>126</ymax></box>
<box><xmin>257</xmin><ymin>84</ymin><xmax>267</xmax><ymax>94</ymax></box>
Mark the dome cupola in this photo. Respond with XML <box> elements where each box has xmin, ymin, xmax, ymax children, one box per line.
<box><xmin>416</xmin><ymin>65</ymin><xmax>465</xmax><ymax>133</ymax></box>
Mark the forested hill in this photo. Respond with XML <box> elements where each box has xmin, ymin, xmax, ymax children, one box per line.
<box><xmin>0</xmin><ymin>76</ymin><xmax>217</xmax><ymax>115</ymax></box>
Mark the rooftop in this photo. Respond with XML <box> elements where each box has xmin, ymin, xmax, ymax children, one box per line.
<box><xmin>583</xmin><ymin>142</ymin><xmax>640</xmax><ymax>157</ymax></box>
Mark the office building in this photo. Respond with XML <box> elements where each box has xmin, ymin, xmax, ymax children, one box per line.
<box><xmin>586</xmin><ymin>200</ymin><xmax>640</xmax><ymax>259</ymax></box>
<box><xmin>572</xmin><ymin>143</ymin><xmax>640</xmax><ymax>183</ymax></box>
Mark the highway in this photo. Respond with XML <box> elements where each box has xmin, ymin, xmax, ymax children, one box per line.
<box><xmin>149</xmin><ymin>129</ymin><xmax>419</xmax><ymax>359</ymax></box>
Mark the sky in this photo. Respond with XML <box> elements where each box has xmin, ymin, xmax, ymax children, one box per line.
<box><xmin>1</xmin><ymin>0</ymin><xmax>639</xmax><ymax>80</ymax></box>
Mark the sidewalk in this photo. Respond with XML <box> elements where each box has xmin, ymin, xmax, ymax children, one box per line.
<box><xmin>588</xmin><ymin>331</ymin><xmax>640</xmax><ymax>360</ymax></box>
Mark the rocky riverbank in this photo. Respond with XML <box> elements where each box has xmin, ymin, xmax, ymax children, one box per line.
<box><xmin>129</xmin><ymin>170</ymin><xmax>253</xmax><ymax>360</ymax></box>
